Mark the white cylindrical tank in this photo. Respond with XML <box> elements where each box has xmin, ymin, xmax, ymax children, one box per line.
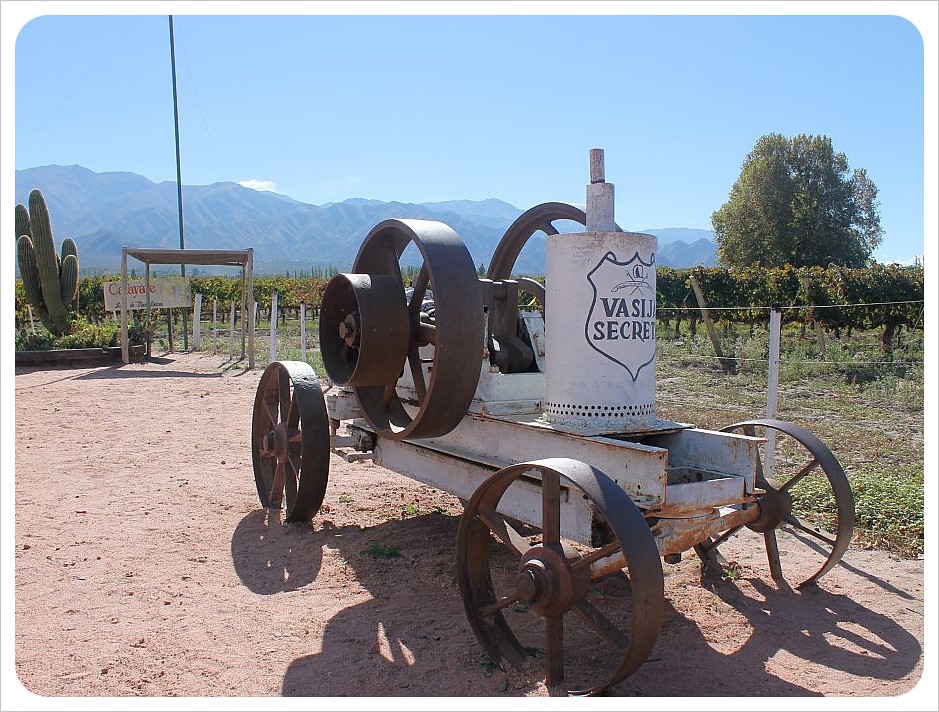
<box><xmin>543</xmin><ymin>150</ymin><xmax>662</xmax><ymax>434</ymax></box>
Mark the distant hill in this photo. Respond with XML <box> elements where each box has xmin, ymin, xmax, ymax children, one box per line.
<box><xmin>649</xmin><ymin>232</ymin><xmax>717</xmax><ymax>267</ymax></box>
<box><xmin>640</xmin><ymin>227</ymin><xmax>714</xmax><ymax>245</ymax></box>
<box><xmin>15</xmin><ymin>165</ymin><xmax>717</xmax><ymax>274</ymax></box>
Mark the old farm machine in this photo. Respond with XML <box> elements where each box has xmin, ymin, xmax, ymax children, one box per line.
<box><xmin>250</xmin><ymin>150</ymin><xmax>855</xmax><ymax>695</ymax></box>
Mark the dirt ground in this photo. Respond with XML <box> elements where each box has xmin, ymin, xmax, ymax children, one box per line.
<box><xmin>7</xmin><ymin>351</ymin><xmax>933</xmax><ymax>707</ymax></box>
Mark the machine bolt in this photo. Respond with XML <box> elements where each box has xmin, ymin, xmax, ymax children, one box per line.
<box><xmin>339</xmin><ymin>313</ymin><xmax>360</xmax><ymax>347</ymax></box>
<box><xmin>260</xmin><ymin>431</ymin><xmax>275</xmax><ymax>455</ymax></box>
<box><xmin>515</xmin><ymin>568</ymin><xmax>543</xmax><ymax>602</ymax></box>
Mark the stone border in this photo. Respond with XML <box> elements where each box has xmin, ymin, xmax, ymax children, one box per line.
<box><xmin>15</xmin><ymin>344</ymin><xmax>146</xmax><ymax>367</ymax></box>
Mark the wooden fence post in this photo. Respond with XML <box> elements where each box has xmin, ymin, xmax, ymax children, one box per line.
<box><xmin>228</xmin><ymin>302</ymin><xmax>236</xmax><ymax>359</ymax></box>
<box><xmin>166</xmin><ymin>309</ymin><xmax>174</xmax><ymax>353</ymax></box>
<box><xmin>800</xmin><ymin>276</ymin><xmax>827</xmax><ymax>357</ymax></box>
<box><xmin>688</xmin><ymin>275</ymin><xmax>736</xmax><ymax>374</ymax></box>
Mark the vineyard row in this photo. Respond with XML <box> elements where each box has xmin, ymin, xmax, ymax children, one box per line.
<box><xmin>14</xmin><ymin>263</ymin><xmax>924</xmax><ymax>335</ymax></box>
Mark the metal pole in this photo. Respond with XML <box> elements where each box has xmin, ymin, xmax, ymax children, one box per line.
<box><xmin>240</xmin><ymin>263</ymin><xmax>247</xmax><ymax>361</ymax></box>
<box><xmin>269</xmin><ymin>289</ymin><xmax>278</xmax><ymax>364</ymax></box>
<box><xmin>169</xmin><ymin>15</ymin><xmax>188</xmax><ymax>350</ymax></box>
<box><xmin>300</xmin><ymin>302</ymin><xmax>307</xmax><ymax>362</ymax></box>
<box><xmin>121</xmin><ymin>248</ymin><xmax>129</xmax><ymax>364</ymax></box>
<box><xmin>246</xmin><ymin>249</ymin><xmax>255</xmax><ymax>368</ymax></box>
<box><xmin>145</xmin><ymin>262</ymin><xmax>152</xmax><ymax>358</ymax></box>
<box><xmin>765</xmin><ymin>308</ymin><xmax>782</xmax><ymax>480</ymax></box>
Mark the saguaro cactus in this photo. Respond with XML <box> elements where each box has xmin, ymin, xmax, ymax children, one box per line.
<box><xmin>16</xmin><ymin>189</ymin><xmax>79</xmax><ymax>336</ymax></box>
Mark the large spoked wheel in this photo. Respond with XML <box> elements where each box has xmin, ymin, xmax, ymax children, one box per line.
<box><xmin>251</xmin><ymin>361</ymin><xmax>330</xmax><ymax>522</ymax></box>
<box><xmin>487</xmin><ymin>202</ymin><xmax>602</xmax><ymax>309</ymax></box>
<box><xmin>696</xmin><ymin>419</ymin><xmax>855</xmax><ymax>588</ymax></box>
<box><xmin>342</xmin><ymin>218</ymin><xmax>484</xmax><ymax>441</ymax></box>
<box><xmin>458</xmin><ymin>458</ymin><xmax>664</xmax><ymax>696</ymax></box>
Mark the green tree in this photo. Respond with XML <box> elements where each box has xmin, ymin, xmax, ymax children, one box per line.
<box><xmin>712</xmin><ymin>134</ymin><xmax>883</xmax><ymax>268</ymax></box>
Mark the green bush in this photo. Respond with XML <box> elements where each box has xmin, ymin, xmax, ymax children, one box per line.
<box><xmin>15</xmin><ymin>328</ymin><xmax>53</xmax><ymax>351</ymax></box>
<box><xmin>15</xmin><ymin>316</ymin><xmax>149</xmax><ymax>351</ymax></box>
<box><xmin>53</xmin><ymin>316</ymin><xmax>121</xmax><ymax>348</ymax></box>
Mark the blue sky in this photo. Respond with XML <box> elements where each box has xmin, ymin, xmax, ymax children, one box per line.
<box><xmin>4</xmin><ymin>3</ymin><xmax>936</xmax><ymax>266</ymax></box>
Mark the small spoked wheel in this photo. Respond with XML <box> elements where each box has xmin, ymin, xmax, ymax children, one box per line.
<box><xmin>457</xmin><ymin>458</ymin><xmax>664</xmax><ymax>696</ymax></box>
<box><xmin>251</xmin><ymin>361</ymin><xmax>330</xmax><ymax>522</ymax></box>
<box><xmin>696</xmin><ymin>419</ymin><xmax>855</xmax><ymax>588</ymax></box>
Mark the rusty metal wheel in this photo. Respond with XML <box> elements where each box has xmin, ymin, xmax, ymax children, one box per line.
<box><xmin>695</xmin><ymin>419</ymin><xmax>855</xmax><ymax>588</ymax></box>
<box><xmin>486</xmin><ymin>202</ymin><xmax>591</xmax><ymax>309</ymax></box>
<box><xmin>320</xmin><ymin>218</ymin><xmax>484</xmax><ymax>441</ymax></box>
<box><xmin>251</xmin><ymin>361</ymin><xmax>330</xmax><ymax>522</ymax></box>
<box><xmin>457</xmin><ymin>458</ymin><xmax>664</xmax><ymax>696</ymax></box>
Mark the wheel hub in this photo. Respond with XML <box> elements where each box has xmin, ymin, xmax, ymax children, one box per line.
<box><xmin>261</xmin><ymin>423</ymin><xmax>290</xmax><ymax>462</ymax></box>
<box><xmin>319</xmin><ymin>273</ymin><xmax>410</xmax><ymax>387</ymax></box>
<box><xmin>748</xmin><ymin>485</ymin><xmax>793</xmax><ymax>533</ymax></box>
<box><xmin>515</xmin><ymin>544</ymin><xmax>589</xmax><ymax>617</ymax></box>
<box><xmin>339</xmin><ymin>312</ymin><xmax>360</xmax><ymax>348</ymax></box>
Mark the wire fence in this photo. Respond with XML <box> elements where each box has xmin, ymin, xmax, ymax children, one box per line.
<box><xmin>154</xmin><ymin>293</ymin><xmax>927</xmax><ymax>374</ymax></box>
<box><xmin>663</xmin><ymin>352</ymin><xmax>923</xmax><ymax>367</ymax></box>
<box><xmin>660</xmin><ymin>299</ymin><xmax>923</xmax><ymax>311</ymax></box>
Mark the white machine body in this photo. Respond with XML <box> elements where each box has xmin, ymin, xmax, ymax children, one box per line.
<box><xmin>544</xmin><ymin>229</ymin><xmax>659</xmax><ymax>433</ymax></box>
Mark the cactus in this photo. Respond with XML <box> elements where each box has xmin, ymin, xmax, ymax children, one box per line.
<box><xmin>15</xmin><ymin>189</ymin><xmax>79</xmax><ymax>337</ymax></box>
<box><xmin>15</xmin><ymin>202</ymin><xmax>30</xmax><ymax>241</ymax></box>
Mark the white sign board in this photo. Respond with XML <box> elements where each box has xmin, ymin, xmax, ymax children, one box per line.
<box><xmin>104</xmin><ymin>277</ymin><xmax>192</xmax><ymax>311</ymax></box>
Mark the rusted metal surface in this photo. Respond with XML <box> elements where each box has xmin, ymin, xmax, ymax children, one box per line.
<box><xmin>486</xmin><ymin>202</ymin><xmax>589</xmax><ymax>282</ymax></box>
<box><xmin>650</xmin><ymin>504</ymin><xmax>761</xmax><ymax>557</ymax></box>
<box><xmin>479</xmin><ymin>278</ymin><xmax>536</xmax><ymax>374</ymax></box>
<box><xmin>326</xmin><ymin>218</ymin><xmax>484</xmax><ymax>441</ymax></box>
<box><xmin>251</xmin><ymin>361</ymin><xmax>330</xmax><ymax>522</ymax></box>
<box><xmin>319</xmin><ymin>273</ymin><xmax>410</xmax><ymax>386</ymax></box>
<box><xmin>457</xmin><ymin>458</ymin><xmax>664</xmax><ymax>696</ymax></box>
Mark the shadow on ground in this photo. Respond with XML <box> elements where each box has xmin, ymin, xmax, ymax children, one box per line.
<box><xmin>229</xmin><ymin>508</ymin><xmax>922</xmax><ymax>697</ymax></box>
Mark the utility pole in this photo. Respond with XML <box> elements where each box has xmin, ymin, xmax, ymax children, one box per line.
<box><xmin>169</xmin><ymin>15</ymin><xmax>188</xmax><ymax>350</ymax></box>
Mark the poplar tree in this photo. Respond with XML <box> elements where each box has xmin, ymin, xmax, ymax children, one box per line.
<box><xmin>712</xmin><ymin>134</ymin><xmax>883</xmax><ymax>267</ymax></box>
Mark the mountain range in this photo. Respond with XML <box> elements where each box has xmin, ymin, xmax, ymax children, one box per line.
<box><xmin>14</xmin><ymin>164</ymin><xmax>717</xmax><ymax>275</ymax></box>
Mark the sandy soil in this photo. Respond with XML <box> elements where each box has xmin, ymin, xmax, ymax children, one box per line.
<box><xmin>8</xmin><ymin>351</ymin><xmax>932</xmax><ymax>707</ymax></box>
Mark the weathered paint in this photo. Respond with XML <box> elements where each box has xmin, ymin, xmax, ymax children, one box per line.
<box><xmin>374</xmin><ymin>437</ymin><xmax>598</xmax><ymax>544</ymax></box>
<box><xmin>423</xmin><ymin>408</ymin><xmax>670</xmax><ymax>505</ymax></box>
<box><xmin>329</xmin><ymin>388</ymin><xmax>759</xmax><ymax>516</ymax></box>
<box><xmin>544</xmin><ymin>229</ymin><xmax>661</xmax><ymax>435</ymax></box>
